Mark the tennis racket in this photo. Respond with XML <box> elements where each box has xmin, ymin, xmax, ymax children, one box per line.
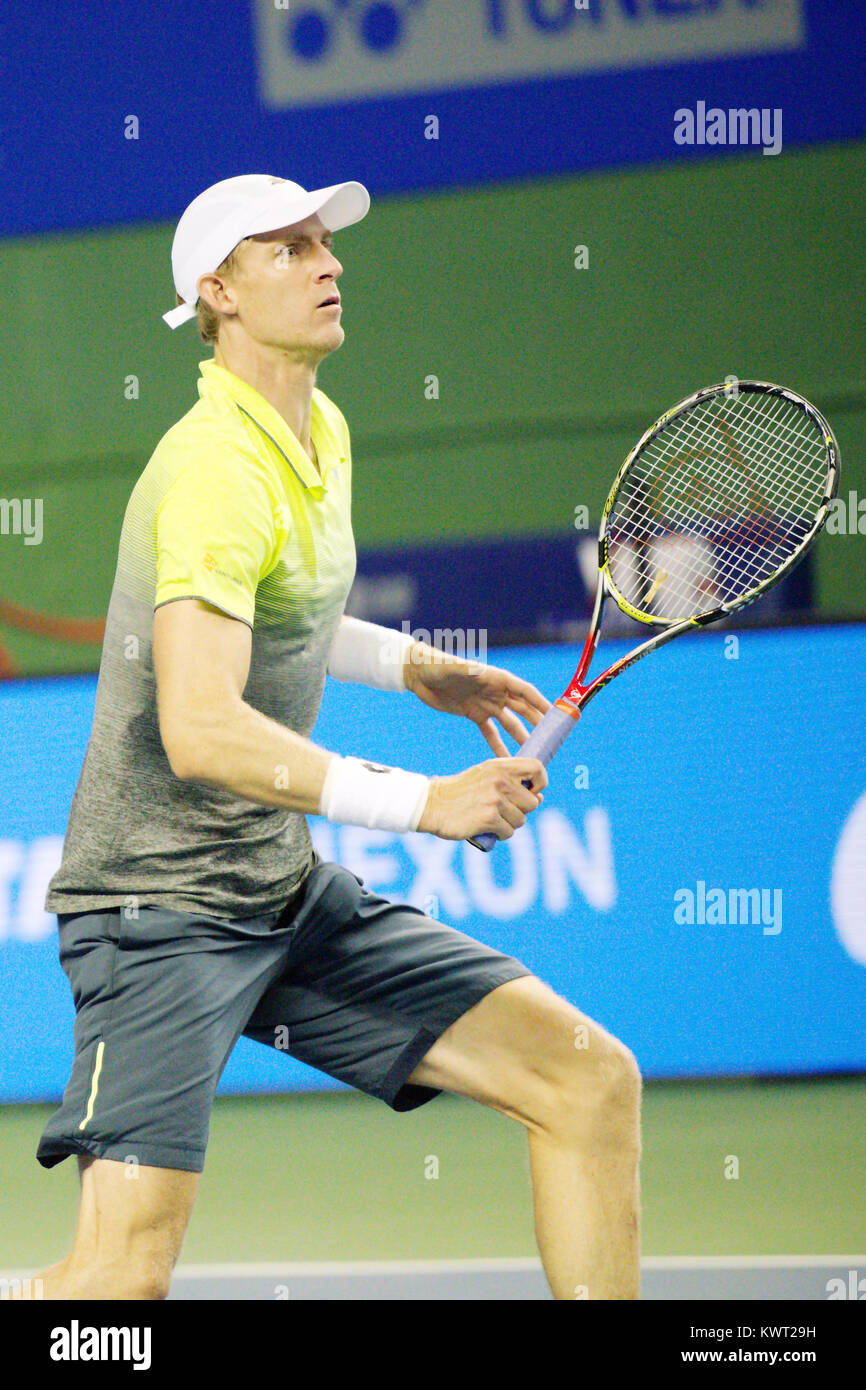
<box><xmin>469</xmin><ymin>379</ymin><xmax>839</xmax><ymax>852</ymax></box>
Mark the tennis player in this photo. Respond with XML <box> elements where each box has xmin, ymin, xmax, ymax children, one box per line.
<box><xmin>29</xmin><ymin>175</ymin><xmax>641</xmax><ymax>1302</ymax></box>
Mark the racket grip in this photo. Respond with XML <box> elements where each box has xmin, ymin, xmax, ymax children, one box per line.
<box><xmin>469</xmin><ymin>703</ymin><xmax>580</xmax><ymax>853</ymax></box>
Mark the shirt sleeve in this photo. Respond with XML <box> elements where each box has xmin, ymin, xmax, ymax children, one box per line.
<box><xmin>154</xmin><ymin>444</ymin><xmax>281</xmax><ymax>628</ymax></box>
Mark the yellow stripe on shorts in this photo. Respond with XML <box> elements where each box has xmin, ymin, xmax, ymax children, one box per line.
<box><xmin>78</xmin><ymin>1039</ymin><xmax>105</xmax><ymax>1131</ymax></box>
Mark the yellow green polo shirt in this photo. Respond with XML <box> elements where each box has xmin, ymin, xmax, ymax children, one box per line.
<box><xmin>45</xmin><ymin>358</ymin><xmax>356</xmax><ymax>920</ymax></box>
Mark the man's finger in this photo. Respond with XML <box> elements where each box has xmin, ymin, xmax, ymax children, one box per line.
<box><xmin>508</xmin><ymin>756</ymin><xmax>549</xmax><ymax>792</ymax></box>
<box><xmin>495</xmin><ymin>797</ymin><xmax>527</xmax><ymax>832</ymax></box>
<box><xmin>504</xmin><ymin>677</ymin><xmax>551</xmax><ymax>718</ymax></box>
<box><xmin>496</xmin><ymin>708</ymin><xmax>531</xmax><ymax>745</ymax></box>
<box><xmin>479</xmin><ymin>717</ymin><xmax>510</xmax><ymax>758</ymax></box>
<box><xmin>496</xmin><ymin>691</ymin><xmax>550</xmax><ymax>729</ymax></box>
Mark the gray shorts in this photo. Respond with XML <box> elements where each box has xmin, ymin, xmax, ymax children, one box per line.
<box><xmin>37</xmin><ymin>857</ymin><xmax>532</xmax><ymax>1174</ymax></box>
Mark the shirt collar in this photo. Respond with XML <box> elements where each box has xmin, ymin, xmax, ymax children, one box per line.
<box><xmin>197</xmin><ymin>358</ymin><xmax>335</xmax><ymax>492</ymax></box>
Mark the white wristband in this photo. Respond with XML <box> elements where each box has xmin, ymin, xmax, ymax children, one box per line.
<box><xmin>319</xmin><ymin>756</ymin><xmax>430</xmax><ymax>833</ymax></box>
<box><xmin>326</xmin><ymin>617</ymin><xmax>415</xmax><ymax>691</ymax></box>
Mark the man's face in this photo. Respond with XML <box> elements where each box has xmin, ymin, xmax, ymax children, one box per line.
<box><xmin>216</xmin><ymin>212</ymin><xmax>345</xmax><ymax>357</ymax></box>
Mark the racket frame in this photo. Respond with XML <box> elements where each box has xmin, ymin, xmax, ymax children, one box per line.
<box><xmin>558</xmin><ymin>379</ymin><xmax>839</xmax><ymax>716</ymax></box>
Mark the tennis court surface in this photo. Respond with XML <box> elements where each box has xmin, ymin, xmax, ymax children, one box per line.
<box><xmin>1</xmin><ymin>1077</ymin><xmax>863</xmax><ymax>1300</ymax></box>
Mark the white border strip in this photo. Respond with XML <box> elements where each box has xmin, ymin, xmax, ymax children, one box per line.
<box><xmin>4</xmin><ymin>1254</ymin><xmax>865</xmax><ymax>1282</ymax></box>
<box><xmin>174</xmin><ymin>1254</ymin><xmax>866</xmax><ymax>1277</ymax></box>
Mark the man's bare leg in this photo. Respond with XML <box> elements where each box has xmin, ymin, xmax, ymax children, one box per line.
<box><xmin>407</xmin><ymin>974</ymin><xmax>642</xmax><ymax>1300</ymax></box>
<box><xmin>525</xmin><ymin>1113</ymin><xmax>641</xmax><ymax>1299</ymax></box>
<box><xmin>15</xmin><ymin>1154</ymin><xmax>199</xmax><ymax>1300</ymax></box>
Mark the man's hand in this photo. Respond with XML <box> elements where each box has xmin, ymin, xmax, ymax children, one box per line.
<box><xmin>417</xmin><ymin>757</ymin><xmax>547</xmax><ymax>842</ymax></box>
<box><xmin>403</xmin><ymin>643</ymin><xmax>551</xmax><ymax>756</ymax></box>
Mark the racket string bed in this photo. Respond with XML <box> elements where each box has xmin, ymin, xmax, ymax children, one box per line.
<box><xmin>606</xmin><ymin>392</ymin><xmax>829</xmax><ymax>620</ymax></box>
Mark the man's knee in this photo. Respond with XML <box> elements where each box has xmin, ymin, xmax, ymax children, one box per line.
<box><xmin>520</xmin><ymin>989</ymin><xmax>642</xmax><ymax>1144</ymax></box>
<box><xmin>84</xmin><ymin>1232</ymin><xmax>182</xmax><ymax>1300</ymax></box>
<box><xmin>124</xmin><ymin>1252</ymin><xmax>174</xmax><ymax>1301</ymax></box>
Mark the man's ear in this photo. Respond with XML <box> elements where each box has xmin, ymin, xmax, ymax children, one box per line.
<box><xmin>197</xmin><ymin>271</ymin><xmax>239</xmax><ymax>320</ymax></box>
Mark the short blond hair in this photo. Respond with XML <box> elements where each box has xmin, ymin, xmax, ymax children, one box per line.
<box><xmin>176</xmin><ymin>238</ymin><xmax>250</xmax><ymax>344</ymax></box>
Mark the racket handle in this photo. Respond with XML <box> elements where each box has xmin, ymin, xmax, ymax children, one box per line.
<box><xmin>469</xmin><ymin>703</ymin><xmax>580</xmax><ymax>853</ymax></box>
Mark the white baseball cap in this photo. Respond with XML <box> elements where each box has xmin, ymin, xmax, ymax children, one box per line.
<box><xmin>162</xmin><ymin>173</ymin><xmax>371</xmax><ymax>329</ymax></box>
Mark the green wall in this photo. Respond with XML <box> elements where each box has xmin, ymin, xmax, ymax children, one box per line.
<box><xmin>1</xmin><ymin>140</ymin><xmax>864</xmax><ymax>675</ymax></box>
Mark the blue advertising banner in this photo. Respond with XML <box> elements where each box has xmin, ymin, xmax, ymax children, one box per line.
<box><xmin>1</xmin><ymin>1</ymin><xmax>864</xmax><ymax>236</ymax></box>
<box><xmin>1</xmin><ymin>623</ymin><xmax>864</xmax><ymax>1103</ymax></box>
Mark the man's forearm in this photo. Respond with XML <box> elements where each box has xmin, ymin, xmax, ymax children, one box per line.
<box><xmin>172</xmin><ymin>697</ymin><xmax>431</xmax><ymax>835</ymax></box>
<box><xmin>171</xmin><ymin>633</ymin><xmax>441</xmax><ymax>813</ymax></box>
<box><xmin>172</xmin><ymin>699</ymin><xmax>335</xmax><ymax>814</ymax></box>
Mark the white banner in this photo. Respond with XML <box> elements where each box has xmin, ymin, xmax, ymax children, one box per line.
<box><xmin>254</xmin><ymin>0</ymin><xmax>804</xmax><ymax>110</ymax></box>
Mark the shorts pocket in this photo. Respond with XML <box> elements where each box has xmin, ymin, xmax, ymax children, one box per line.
<box><xmin>285</xmin><ymin>862</ymin><xmax>365</xmax><ymax>960</ymax></box>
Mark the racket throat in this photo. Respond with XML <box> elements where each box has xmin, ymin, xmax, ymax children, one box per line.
<box><xmin>554</xmin><ymin>695</ymin><xmax>583</xmax><ymax>719</ymax></box>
